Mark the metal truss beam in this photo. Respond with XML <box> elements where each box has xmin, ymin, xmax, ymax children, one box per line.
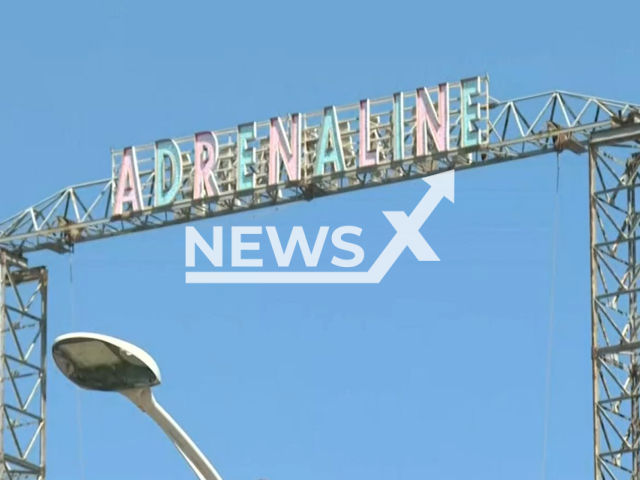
<box><xmin>590</xmin><ymin>124</ymin><xmax>640</xmax><ymax>480</ymax></box>
<box><xmin>0</xmin><ymin>251</ymin><xmax>46</xmax><ymax>480</ymax></box>
<box><xmin>0</xmin><ymin>89</ymin><xmax>638</xmax><ymax>255</ymax></box>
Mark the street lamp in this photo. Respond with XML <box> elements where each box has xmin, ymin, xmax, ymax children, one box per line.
<box><xmin>51</xmin><ymin>332</ymin><xmax>223</xmax><ymax>480</ymax></box>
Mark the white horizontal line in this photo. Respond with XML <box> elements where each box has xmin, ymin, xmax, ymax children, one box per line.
<box><xmin>186</xmin><ymin>271</ymin><xmax>377</xmax><ymax>284</ymax></box>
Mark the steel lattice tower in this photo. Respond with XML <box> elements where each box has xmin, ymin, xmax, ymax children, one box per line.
<box><xmin>590</xmin><ymin>124</ymin><xmax>640</xmax><ymax>479</ymax></box>
<box><xmin>0</xmin><ymin>252</ymin><xmax>46</xmax><ymax>480</ymax></box>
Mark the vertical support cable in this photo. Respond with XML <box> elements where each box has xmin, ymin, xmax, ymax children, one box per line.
<box><xmin>69</xmin><ymin>253</ymin><xmax>85</xmax><ymax>480</ymax></box>
<box><xmin>541</xmin><ymin>154</ymin><xmax>561</xmax><ymax>480</ymax></box>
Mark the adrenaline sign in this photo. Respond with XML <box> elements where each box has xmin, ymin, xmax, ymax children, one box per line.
<box><xmin>110</xmin><ymin>75</ymin><xmax>488</xmax><ymax>217</ymax></box>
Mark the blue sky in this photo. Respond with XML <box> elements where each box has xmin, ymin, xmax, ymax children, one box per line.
<box><xmin>1</xmin><ymin>1</ymin><xmax>638</xmax><ymax>479</ymax></box>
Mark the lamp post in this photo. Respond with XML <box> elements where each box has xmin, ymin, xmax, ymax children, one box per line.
<box><xmin>51</xmin><ymin>332</ymin><xmax>223</xmax><ymax>480</ymax></box>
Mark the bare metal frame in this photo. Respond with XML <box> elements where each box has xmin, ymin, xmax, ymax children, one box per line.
<box><xmin>590</xmin><ymin>124</ymin><xmax>640</xmax><ymax>480</ymax></box>
<box><xmin>0</xmin><ymin>251</ymin><xmax>46</xmax><ymax>480</ymax></box>
<box><xmin>2</xmin><ymin>84</ymin><xmax>638</xmax><ymax>256</ymax></box>
<box><xmin>0</xmin><ymin>78</ymin><xmax>639</xmax><ymax>480</ymax></box>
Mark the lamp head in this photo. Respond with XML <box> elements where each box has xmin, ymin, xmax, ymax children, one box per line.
<box><xmin>52</xmin><ymin>332</ymin><xmax>161</xmax><ymax>392</ymax></box>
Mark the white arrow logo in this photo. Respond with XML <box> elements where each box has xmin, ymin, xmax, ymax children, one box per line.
<box><xmin>186</xmin><ymin>169</ymin><xmax>454</xmax><ymax>284</ymax></box>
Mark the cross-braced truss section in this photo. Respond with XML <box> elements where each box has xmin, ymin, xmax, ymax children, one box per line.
<box><xmin>0</xmin><ymin>89</ymin><xmax>639</xmax><ymax>255</ymax></box>
<box><xmin>0</xmin><ymin>252</ymin><xmax>46</xmax><ymax>480</ymax></box>
<box><xmin>590</xmin><ymin>124</ymin><xmax>640</xmax><ymax>480</ymax></box>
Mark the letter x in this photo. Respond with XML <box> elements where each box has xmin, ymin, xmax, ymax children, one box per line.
<box><xmin>383</xmin><ymin>211</ymin><xmax>439</xmax><ymax>261</ymax></box>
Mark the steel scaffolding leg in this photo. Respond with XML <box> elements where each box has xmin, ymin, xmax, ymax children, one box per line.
<box><xmin>590</xmin><ymin>125</ymin><xmax>640</xmax><ymax>480</ymax></box>
<box><xmin>0</xmin><ymin>251</ymin><xmax>47</xmax><ymax>480</ymax></box>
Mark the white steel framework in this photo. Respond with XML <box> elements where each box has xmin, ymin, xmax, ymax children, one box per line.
<box><xmin>0</xmin><ymin>251</ymin><xmax>46</xmax><ymax>480</ymax></box>
<box><xmin>590</xmin><ymin>124</ymin><xmax>640</xmax><ymax>480</ymax></box>
<box><xmin>0</xmin><ymin>75</ymin><xmax>638</xmax><ymax>480</ymax></box>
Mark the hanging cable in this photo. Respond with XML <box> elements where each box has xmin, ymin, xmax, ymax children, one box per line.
<box><xmin>69</xmin><ymin>253</ymin><xmax>86</xmax><ymax>480</ymax></box>
<box><xmin>540</xmin><ymin>153</ymin><xmax>561</xmax><ymax>480</ymax></box>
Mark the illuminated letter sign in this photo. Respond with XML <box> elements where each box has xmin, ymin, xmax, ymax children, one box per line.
<box><xmin>155</xmin><ymin>139</ymin><xmax>183</xmax><ymax>207</ymax></box>
<box><xmin>461</xmin><ymin>77</ymin><xmax>481</xmax><ymax>147</ymax></box>
<box><xmin>237</xmin><ymin>123</ymin><xmax>257</xmax><ymax>191</ymax></box>
<box><xmin>315</xmin><ymin>106</ymin><xmax>345</xmax><ymax>175</ymax></box>
<box><xmin>269</xmin><ymin>114</ymin><xmax>301</xmax><ymax>185</ymax></box>
<box><xmin>110</xmin><ymin>75</ymin><xmax>488</xmax><ymax>220</ymax></box>
<box><xmin>113</xmin><ymin>146</ymin><xmax>143</xmax><ymax>215</ymax></box>
<box><xmin>393</xmin><ymin>92</ymin><xmax>405</xmax><ymax>161</ymax></box>
<box><xmin>359</xmin><ymin>99</ymin><xmax>379</xmax><ymax>167</ymax></box>
<box><xmin>193</xmin><ymin>131</ymin><xmax>220</xmax><ymax>200</ymax></box>
<box><xmin>415</xmin><ymin>83</ymin><xmax>449</xmax><ymax>155</ymax></box>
